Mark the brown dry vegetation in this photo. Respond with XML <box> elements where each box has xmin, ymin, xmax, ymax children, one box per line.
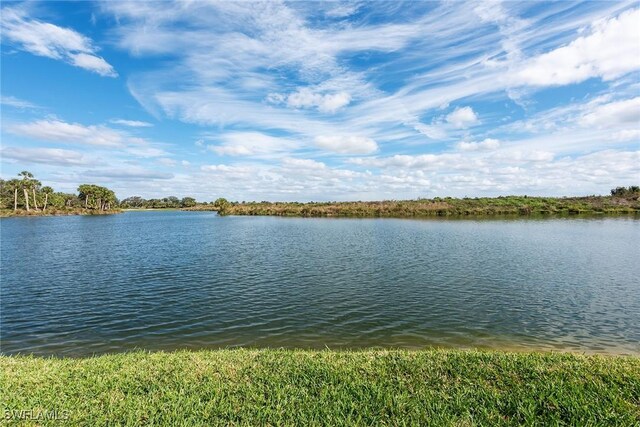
<box><xmin>217</xmin><ymin>195</ymin><xmax>640</xmax><ymax>218</ymax></box>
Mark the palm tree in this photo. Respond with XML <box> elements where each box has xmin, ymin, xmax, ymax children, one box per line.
<box><xmin>41</xmin><ymin>186</ymin><xmax>54</xmax><ymax>211</ymax></box>
<box><xmin>31</xmin><ymin>179</ymin><xmax>42</xmax><ymax>210</ymax></box>
<box><xmin>18</xmin><ymin>171</ymin><xmax>33</xmax><ymax>212</ymax></box>
<box><xmin>77</xmin><ymin>184</ymin><xmax>92</xmax><ymax>209</ymax></box>
<box><xmin>103</xmin><ymin>188</ymin><xmax>116</xmax><ymax>210</ymax></box>
<box><xmin>77</xmin><ymin>184</ymin><xmax>117</xmax><ymax>211</ymax></box>
<box><xmin>7</xmin><ymin>179</ymin><xmax>21</xmax><ymax>211</ymax></box>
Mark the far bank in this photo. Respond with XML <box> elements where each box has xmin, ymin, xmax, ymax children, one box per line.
<box><xmin>216</xmin><ymin>194</ymin><xmax>640</xmax><ymax>218</ymax></box>
<box><xmin>0</xmin><ymin>208</ymin><xmax>121</xmax><ymax>218</ymax></box>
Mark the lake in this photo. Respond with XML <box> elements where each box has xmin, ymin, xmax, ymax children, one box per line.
<box><xmin>1</xmin><ymin>211</ymin><xmax>638</xmax><ymax>356</ymax></box>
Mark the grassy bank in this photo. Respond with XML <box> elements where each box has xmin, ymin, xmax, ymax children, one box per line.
<box><xmin>0</xmin><ymin>208</ymin><xmax>121</xmax><ymax>218</ymax></box>
<box><xmin>181</xmin><ymin>204</ymin><xmax>219</xmax><ymax>212</ymax></box>
<box><xmin>1</xmin><ymin>349</ymin><xmax>638</xmax><ymax>425</ymax></box>
<box><xmin>122</xmin><ymin>205</ymin><xmax>218</xmax><ymax>212</ymax></box>
<box><xmin>217</xmin><ymin>195</ymin><xmax>640</xmax><ymax>218</ymax></box>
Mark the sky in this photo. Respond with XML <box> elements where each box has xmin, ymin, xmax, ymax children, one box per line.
<box><xmin>1</xmin><ymin>0</ymin><xmax>639</xmax><ymax>201</ymax></box>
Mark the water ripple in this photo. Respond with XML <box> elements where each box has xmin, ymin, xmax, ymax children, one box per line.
<box><xmin>1</xmin><ymin>213</ymin><xmax>639</xmax><ymax>356</ymax></box>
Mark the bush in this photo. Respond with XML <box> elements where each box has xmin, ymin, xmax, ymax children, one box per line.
<box><xmin>611</xmin><ymin>186</ymin><xmax>640</xmax><ymax>197</ymax></box>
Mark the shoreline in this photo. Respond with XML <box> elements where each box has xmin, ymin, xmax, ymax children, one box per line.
<box><xmin>2</xmin><ymin>348</ymin><xmax>638</xmax><ymax>425</ymax></box>
<box><xmin>4</xmin><ymin>209</ymin><xmax>639</xmax><ymax>221</ymax></box>
<box><xmin>217</xmin><ymin>195</ymin><xmax>640</xmax><ymax>217</ymax></box>
<box><xmin>3</xmin><ymin>197</ymin><xmax>640</xmax><ymax>219</ymax></box>
<box><xmin>4</xmin><ymin>339</ymin><xmax>639</xmax><ymax>358</ymax></box>
<box><xmin>0</xmin><ymin>206</ymin><xmax>216</xmax><ymax>218</ymax></box>
<box><xmin>0</xmin><ymin>209</ymin><xmax>121</xmax><ymax>218</ymax></box>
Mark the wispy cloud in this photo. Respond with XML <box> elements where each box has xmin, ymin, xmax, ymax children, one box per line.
<box><xmin>456</xmin><ymin>139</ymin><xmax>500</xmax><ymax>152</ymax></box>
<box><xmin>0</xmin><ymin>95</ymin><xmax>41</xmax><ymax>109</ymax></box>
<box><xmin>268</xmin><ymin>89</ymin><xmax>352</xmax><ymax>113</ymax></box>
<box><xmin>205</xmin><ymin>132</ymin><xmax>299</xmax><ymax>157</ymax></box>
<box><xmin>1</xmin><ymin>5</ymin><xmax>117</xmax><ymax>77</ymax></box>
<box><xmin>1</xmin><ymin>147</ymin><xmax>90</xmax><ymax>166</ymax></box>
<box><xmin>95</xmin><ymin>1</ymin><xmax>640</xmax><ymax>198</ymax></box>
<box><xmin>8</xmin><ymin>119</ymin><xmax>171</xmax><ymax>159</ymax></box>
<box><xmin>84</xmin><ymin>167</ymin><xmax>174</xmax><ymax>180</ymax></box>
<box><xmin>314</xmin><ymin>135</ymin><xmax>378</xmax><ymax>155</ymax></box>
<box><xmin>110</xmin><ymin>119</ymin><xmax>154</xmax><ymax>128</ymax></box>
<box><xmin>2</xmin><ymin>1</ymin><xmax>638</xmax><ymax>200</ymax></box>
<box><xmin>10</xmin><ymin>119</ymin><xmax>124</xmax><ymax>147</ymax></box>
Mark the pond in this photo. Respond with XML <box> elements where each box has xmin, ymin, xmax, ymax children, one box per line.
<box><xmin>1</xmin><ymin>211</ymin><xmax>638</xmax><ymax>356</ymax></box>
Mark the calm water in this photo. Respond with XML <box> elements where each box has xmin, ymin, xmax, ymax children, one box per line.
<box><xmin>1</xmin><ymin>211</ymin><xmax>639</xmax><ymax>356</ymax></box>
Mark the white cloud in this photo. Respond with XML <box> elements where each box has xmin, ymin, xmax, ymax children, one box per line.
<box><xmin>102</xmin><ymin>0</ymin><xmax>436</xmax><ymax>138</ymax></box>
<box><xmin>613</xmin><ymin>129</ymin><xmax>640</xmax><ymax>141</ymax></box>
<box><xmin>349</xmin><ymin>153</ymin><xmax>463</xmax><ymax>169</ymax></box>
<box><xmin>492</xmin><ymin>149</ymin><xmax>555</xmax><ymax>163</ymax></box>
<box><xmin>110</xmin><ymin>119</ymin><xmax>154</xmax><ymax>127</ymax></box>
<box><xmin>0</xmin><ymin>95</ymin><xmax>40</xmax><ymax>109</ymax></box>
<box><xmin>206</xmin><ymin>132</ymin><xmax>298</xmax><ymax>157</ymax></box>
<box><xmin>324</xmin><ymin>3</ymin><xmax>362</xmax><ymax>18</ymax></box>
<box><xmin>316</xmin><ymin>92</ymin><xmax>352</xmax><ymax>113</ymax></box>
<box><xmin>412</xmin><ymin>123</ymin><xmax>447</xmax><ymax>140</ymax></box>
<box><xmin>314</xmin><ymin>135</ymin><xmax>378</xmax><ymax>154</ymax></box>
<box><xmin>101</xmin><ymin>0</ymin><xmax>639</xmax><ymax>164</ymax></box>
<box><xmin>105</xmin><ymin>1</ymin><xmax>421</xmax><ymax>81</ymax></box>
<box><xmin>0</xmin><ymin>6</ymin><xmax>117</xmax><ymax>77</ymax></box>
<box><xmin>69</xmin><ymin>53</ymin><xmax>118</xmax><ymax>78</ymax></box>
<box><xmin>515</xmin><ymin>8</ymin><xmax>640</xmax><ymax>86</ymax></box>
<box><xmin>281</xmin><ymin>157</ymin><xmax>326</xmax><ymax>170</ymax></box>
<box><xmin>339</xmin><ymin>147</ymin><xmax>638</xmax><ymax>197</ymax></box>
<box><xmin>200</xmin><ymin>164</ymin><xmax>252</xmax><ymax>174</ymax></box>
<box><xmin>270</xmin><ymin>88</ymin><xmax>352</xmax><ymax>113</ymax></box>
<box><xmin>9</xmin><ymin>2</ymin><xmax>634</xmax><ymax>201</ymax></box>
<box><xmin>84</xmin><ymin>168</ymin><xmax>173</xmax><ymax>180</ymax></box>
<box><xmin>10</xmin><ymin>120</ymin><xmax>124</xmax><ymax>147</ymax></box>
<box><xmin>8</xmin><ymin>119</ymin><xmax>172</xmax><ymax>161</ymax></box>
<box><xmin>1</xmin><ymin>147</ymin><xmax>89</xmax><ymax>166</ymax></box>
<box><xmin>446</xmin><ymin>107</ymin><xmax>479</xmax><ymax>128</ymax></box>
<box><xmin>157</xmin><ymin>158</ymin><xmax>177</xmax><ymax>166</ymax></box>
<box><xmin>497</xmin><ymin>94</ymin><xmax>640</xmax><ymax>156</ymax></box>
<box><xmin>473</xmin><ymin>0</ymin><xmax>527</xmax><ymax>64</ymax></box>
<box><xmin>155</xmin><ymin>87</ymin><xmax>330</xmax><ymax>136</ymax></box>
<box><xmin>126</xmin><ymin>146</ymin><xmax>169</xmax><ymax>158</ymax></box>
<box><xmin>579</xmin><ymin>97</ymin><xmax>640</xmax><ymax>128</ymax></box>
<box><xmin>456</xmin><ymin>138</ymin><xmax>501</xmax><ymax>151</ymax></box>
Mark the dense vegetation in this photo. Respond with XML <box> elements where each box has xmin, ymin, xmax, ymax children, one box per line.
<box><xmin>3</xmin><ymin>174</ymin><xmax>639</xmax><ymax>219</ymax></box>
<box><xmin>120</xmin><ymin>195</ymin><xmax>199</xmax><ymax>209</ymax></box>
<box><xmin>0</xmin><ymin>171</ymin><xmax>119</xmax><ymax>217</ymax></box>
<box><xmin>0</xmin><ymin>172</ymin><xmax>210</xmax><ymax>216</ymax></box>
<box><xmin>611</xmin><ymin>185</ymin><xmax>640</xmax><ymax>197</ymax></box>
<box><xmin>1</xmin><ymin>349</ymin><xmax>638</xmax><ymax>425</ymax></box>
<box><xmin>217</xmin><ymin>188</ymin><xmax>640</xmax><ymax>218</ymax></box>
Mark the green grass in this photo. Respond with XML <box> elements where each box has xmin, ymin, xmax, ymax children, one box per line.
<box><xmin>217</xmin><ymin>195</ymin><xmax>640</xmax><ymax>218</ymax></box>
<box><xmin>2</xmin><ymin>349</ymin><xmax>639</xmax><ymax>426</ymax></box>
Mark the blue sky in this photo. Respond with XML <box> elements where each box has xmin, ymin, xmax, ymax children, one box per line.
<box><xmin>1</xmin><ymin>1</ymin><xmax>639</xmax><ymax>201</ymax></box>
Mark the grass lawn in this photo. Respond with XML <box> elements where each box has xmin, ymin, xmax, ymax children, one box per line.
<box><xmin>1</xmin><ymin>349</ymin><xmax>639</xmax><ymax>426</ymax></box>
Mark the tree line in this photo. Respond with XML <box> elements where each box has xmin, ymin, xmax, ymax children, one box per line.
<box><xmin>1</xmin><ymin>171</ymin><xmax>215</xmax><ymax>213</ymax></box>
<box><xmin>610</xmin><ymin>186</ymin><xmax>640</xmax><ymax>198</ymax></box>
<box><xmin>3</xmin><ymin>171</ymin><xmax>636</xmax><ymax>216</ymax></box>
<box><xmin>0</xmin><ymin>171</ymin><xmax>118</xmax><ymax>213</ymax></box>
<box><xmin>119</xmin><ymin>196</ymin><xmax>198</xmax><ymax>209</ymax></box>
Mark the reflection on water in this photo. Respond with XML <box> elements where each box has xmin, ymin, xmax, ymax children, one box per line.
<box><xmin>1</xmin><ymin>212</ymin><xmax>639</xmax><ymax>356</ymax></box>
